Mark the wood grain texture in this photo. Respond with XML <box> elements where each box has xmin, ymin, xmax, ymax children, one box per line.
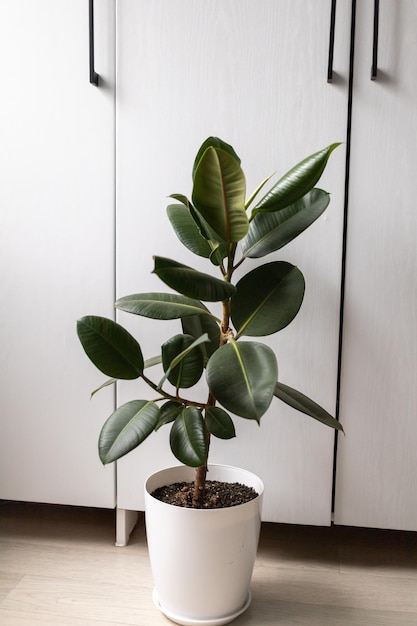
<box><xmin>115</xmin><ymin>0</ymin><xmax>350</xmax><ymax>526</ymax></box>
<box><xmin>1</xmin><ymin>503</ymin><xmax>416</xmax><ymax>625</ymax></box>
<box><xmin>335</xmin><ymin>0</ymin><xmax>417</xmax><ymax>530</ymax></box>
<box><xmin>0</xmin><ymin>0</ymin><xmax>116</xmax><ymax>508</ymax></box>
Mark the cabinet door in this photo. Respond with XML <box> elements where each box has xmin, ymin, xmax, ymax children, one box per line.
<box><xmin>116</xmin><ymin>0</ymin><xmax>349</xmax><ymax>524</ymax></box>
<box><xmin>335</xmin><ymin>0</ymin><xmax>417</xmax><ymax>530</ymax></box>
<box><xmin>0</xmin><ymin>1</ymin><xmax>116</xmax><ymax>507</ymax></box>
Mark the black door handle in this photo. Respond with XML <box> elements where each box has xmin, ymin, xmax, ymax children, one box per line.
<box><xmin>371</xmin><ymin>0</ymin><xmax>379</xmax><ymax>80</ymax></box>
<box><xmin>327</xmin><ymin>0</ymin><xmax>337</xmax><ymax>82</ymax></box>
<box><xmin>89</xmin><ymin>0</ymin><xmax>99</xmax><ymax>85</ymax></box>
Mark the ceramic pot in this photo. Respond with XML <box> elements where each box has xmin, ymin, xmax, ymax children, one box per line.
<box><xmin>144</xmin><ymin>464</ymin><xmax>264</xmax><ymax>626</ymax></box>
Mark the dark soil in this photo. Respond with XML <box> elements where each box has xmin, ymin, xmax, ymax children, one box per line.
<box><xmin>151</xmin><ymin>480</ymin><xmax>258</xmax><ymax>509</ymax></box>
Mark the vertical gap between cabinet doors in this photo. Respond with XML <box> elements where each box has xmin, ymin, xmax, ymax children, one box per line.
<box><xmin>113</xmin><ymin>0</ymin><xmax>118</xmax><ymax>480</ymax></box>
<box><xmin>331</xmin><ymin>0</ymin><xmax>357</xmax><ymax>515</ymax></box>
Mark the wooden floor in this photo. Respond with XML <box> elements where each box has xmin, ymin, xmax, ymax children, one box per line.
<box><xmin>0</xmin><ymin>501</ymin><xmax>416</xmax><ymax>625</ymax></box>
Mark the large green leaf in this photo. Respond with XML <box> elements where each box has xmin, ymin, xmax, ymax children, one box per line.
<box><xmin>98</xmin><ymin>400</ymin><xmax>160</xmax><ymax>464</ymax></box>
<box><xmin>192</xmin><ymin>146</ymin><xmax>248</xmax><ymax>244</ymax></box>
<box><xmin>242</xmin><ymin>188</ymin><xmax>330</xmax><ymax>258</ymax></box>
<box><xmin>169</xmin><ymin>195</ymin><xmax>228</xmax><ymax>266</ymax></box>
<box><xmin>161</xmin><ymin>334</ymin><xmax>205</xmax><ymax>389</ymax></box>
<box><xmin>251</xmin><ymin>143</ymin><xmax>340</xmax><ymax>217</ymax></box>
<box><xmin>181</xmin><ymin>314</ymin><xmax>220</xmax><ymax>363</ymax></box>
<box><xmin>77</xmin><ymin>316</ymin><xmax>143</xmax><ymax>379</ymax></box>
<box><xmin>205</xmin><ymin>406</ymin><xmax>236</xmax><ymax>439</ymax></box>
<box><xmin>274</xmin><ymin>382</ymin><xmax>344</xmax><ymax>432</ymax></box>
<box><xmin>153</xmin><ymin>256</ymin><xmax>236</xmax><ymax>302</ymax></box>
<box><xmin>167</xmin><ymin>204</ymin><xmax>213</xmax><ymax>259</ymax></box>
<box><xmin>192</xmin><ymin>137</ymin><xmax>241</xmax><ymax>180</ymax></box>
<box><xmin>231</xmin><ymin>262</ymin><xmax>305</xmax><ymax>337</ymax></box>
<box><xmin>170</xmin><ymin>407</ymin><xmax>208</xmax><ymax>467</ymax></box>
<box><xmin>155</xmin><ymin>400</ymin><xmax>184</xmax><ymax>431</ymax></box>
<box><xmin>115</xmin><ymin>293</ymin><xmax>213</xmax><ymax>320</ymax></box>
<box><xmin>206</xmin><ymin>341</ymin><xmax>278</xmax><ymax>421</ymax></box>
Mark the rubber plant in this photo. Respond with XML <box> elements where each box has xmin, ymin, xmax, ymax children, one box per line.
<box><xmin>77</xmin><ymin>137</ymin><xmax>343</xmax><ymax>507</ymax></box>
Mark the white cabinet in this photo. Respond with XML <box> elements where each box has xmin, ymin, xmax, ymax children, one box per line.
<box><xmin>115</xmin><ymin>0</ymin><xmax>349</xmax><ymax>525</ymax></box>
<box><xmin>0</xmin><ymin>1</ymin><xmax>116</xmax><ymax>507</ymax></box>
<box><xmin>4</xmin><ymin>0</ymin><xmax>414</xmax><ymax>532</ymax></box>
<box><xmin>334</xmin><ymin>0</ymin><xmax>417</xmax><ymax>530</ymax></box>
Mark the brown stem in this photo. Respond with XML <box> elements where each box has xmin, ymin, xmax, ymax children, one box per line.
<box><xmin>192</xmin><ymin>298</ymin><xmax>231</xmax><ymax>507</ymax></box>
<box><xmin>192</xmin><ymin>391</ymin><xmax>216</xmax><ymax>507</ymax></box>
<box><xmin>192</xmin><ymin>464</ymin><xmax>208</xmax><ymax>507</ymax></box>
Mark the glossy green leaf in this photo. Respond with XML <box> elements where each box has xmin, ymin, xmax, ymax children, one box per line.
<box><xmin>192</xmin><ymin>137</ymin><xmax>241</xmax><ymax>180</ymax></box>
<box><xmin>242</xmin><ymin>188</ymin><xmax>330</xmax><ymax>258</ymax></box>
<box><xmin>167</xmin><ymin>204</ymin><xmax>213</xmax><ymax>258</ymax></box>
<box><xmin>205</xmin><ymin>406</ymin><xmax>236</xmax><ymax>439</ymax></box>
<box><xmin>181</xmin><ymin>314</ymin><xmax>220</xmax><ymax>363</ymax></box>
<box><xmin>153</xmin><ymin>256</ymin><xmax>236</xmax><ymax>302</ymax></box>
<box><xmin>189</xmin><ymin>204</ymin><xmax>229</xmax><ymax>264</ymax></box>
<box><xmin>251</xmin><ymin>143</ymin><xmax>340</xmax><ymax>217</ymax></box>
<box><xmin>98</xmin><ymin>400</ymin><xmax>160</xmax><ymax>464</ymax></box>
<box><xmin>169</xmin><ymin>196</ymin><xmax>228</xmax><ymax>266</ymax></box>
<box><xmin>169</xmin><ymin>194</ymin><xmax>192</xmax><ymax>207</ymax></box>
<box><xmin>274</xmin><ymin>382</ymin><xmax>344</xmax><ymax>432</ymax></box>
<box><xmin>161</xmin><ymin>334</ymin><xmax>206</xmax><ymax>389</ymax></box>
<box><xmin>206</xmin><ymin>341</ymin><xmax>278</xmax><ymax>421</ymax></box>
<box><xmin>170</xmin><ymin>407</ymin><xmax>208</xmax><ymax>467</ymax></box>
<box><xmin>77</xmin><ymin>316</ymin><xmax>143</xmax><ymax>379</ymax></box>
<box><xmin>192</xmin><ymin>146</ymin><xmax>248</xmax><ymax>244</ymax></box>
<box><xmin>231</xmin><ymin>262</ymin><xmax>305</xmax><ymax>337</ymax></box>
<box><xmin>115</xmin><ymin>293</ymin><xmax>213</xmax><ymax>320</ymax></box>
<box><xmin>155</xmin><ymin>401</ymin><xmax>184</xmax><ymax>431</ymax></box>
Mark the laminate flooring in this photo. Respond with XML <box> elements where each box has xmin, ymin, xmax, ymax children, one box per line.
<box><xmin>0</xmin><ymin>501</ymin><xmax>416</xmax><ymax>625</ymax></box>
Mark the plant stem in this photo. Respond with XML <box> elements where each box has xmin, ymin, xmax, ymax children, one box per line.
<box><xmin>192</xmin><ymin>464</ymin><xmax>209</xmax><ymax>507</ymax></box>
<box><xmin>141</xmin><ymin>372</ymin><xmax>206</xmax><ymax>409</ymax></box>
<box><xmin>192</xmin><ymin>293</ymin><xmax>231</xmax><ymax>507</ymax></box>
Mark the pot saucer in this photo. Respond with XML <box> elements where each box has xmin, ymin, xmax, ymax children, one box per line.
<box><xmin>152</xmin><ymin>588</ymin><xmax>252</xmax><ymax>626</ymax></box>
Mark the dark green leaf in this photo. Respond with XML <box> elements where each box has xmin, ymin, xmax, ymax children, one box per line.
<box><xmin>77</xmin><ymin>316</ymin><xmax>143</xmax><ymax>379</ymax></box>
<box><xmin>206</xmin><ymin>341</ymin><xmax>278</xmax><ymax>421</ymax></box>
<box><xmin>242</xmin><ymin>188</ymin><xmax>330</xmax><ymax>258</ymax></box>
<box><xmin>181</xmin><ymin>314</ymin><xmax>220</xmax><ymax>363</ymax></box>
<box><xmin>188</xmin><ymin>204</ymin><xmax>229</xmax><ymax>265</ymax></box>
<box><xmin>115</xmin><ymin>293</ymin><xmax>213</xmax><ymax>320</ymax></box>
<box><xmin>205</xmin><ymin>406</ymin><xmax>236</xmax><ymax>439</ymax></box>
<box><xmin>155</xmin><ymin>401</ymin><xmax>184</xmax><ymax>431</ymax></box>
<box><xmin>98</xmin><ymin>400</ymin><xmax>160</xmax><ymax>464</ymax></box>
<box><xmin>167</xmin><ymin>204</ymin><xmax>212</xmax><ymax>259</ymax></box>
<box><xmin>192</xmin><ymin>137</ymin><xmax>241</xmax><ymax>180</ymax></box>
<box><xmin>274</xmin><ymin>382</ymin><xmax>344</xmax><ymax>432</ymax></box>
<box><xmin>231</xmin><ymin>262</ymin><xmax>305</xmax><ymax>337</ymax></box>
<box><xmin>192</xmin><ymin>146</ymin><xmax>248</xmax><ymax>244</ymax></box>
<box><xmin>153</xmin><ymin>256</ymin><xmax>236</xmax><ymax>302</ymax></box>
<box><xmin>251</xmin><ymin>143</ymin><xmax>340</xmax><ymax>216</ymax></box>
<box><xmin>169</xmin><ymin>195</ymin><xmax>228</xmax><ymax>265</ymax></box>
<box><xmin>169</xmin><ymin>194</ymin><xmax>191</xmax><ymax>207</ymax></box>
<box><xmin>161</xmin><ymin>334</ymin><xmax>205</xmax><ymax>389</ymax></box>
<box><xmin>170</xmin><ymin>407</ymin><xmax>208</xmax><ymax>467</ymax></box>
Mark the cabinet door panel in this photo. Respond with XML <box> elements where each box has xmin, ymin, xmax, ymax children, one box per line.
<box><xmin>0</xmin><ymin>1</ymin><xmax>116</xmax><ymax>507</ymax></box>
<box><xmin>335</xmin><ymin>0</ymin><xmax>417</xmax><ymax>530</ymax></box>
<box><xmin>116</xmin><ymin>0</ymin><xmax>349</xmax><ymax>523</ymax></box>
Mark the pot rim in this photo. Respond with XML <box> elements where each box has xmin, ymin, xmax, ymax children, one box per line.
<box><xmin>145</xmin><ymin>463</ymin><xmax>264</xmax><ymax>511</ymax></box>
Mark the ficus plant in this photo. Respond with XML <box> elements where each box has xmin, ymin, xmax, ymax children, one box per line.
<box><xmin>77</xmin><ymin>137</ymin><xmax>344</xmax><ymax>507</ymax></box>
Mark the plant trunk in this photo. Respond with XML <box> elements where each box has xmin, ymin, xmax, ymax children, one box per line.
<box><xmin>192</xmin><ymin>298</ymin><xmax>231</xmax><ymax>507</ymax></box>
<box><xmin>192</xmin><ymin>464</ymin><xmax>208</xmax><ymax>507</ymax></box>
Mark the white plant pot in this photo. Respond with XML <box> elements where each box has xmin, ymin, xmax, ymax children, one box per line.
<box><xmin>144</xmin><ymin>464</ymin><xmax>264</xmax><ymax>626</ymax></box>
